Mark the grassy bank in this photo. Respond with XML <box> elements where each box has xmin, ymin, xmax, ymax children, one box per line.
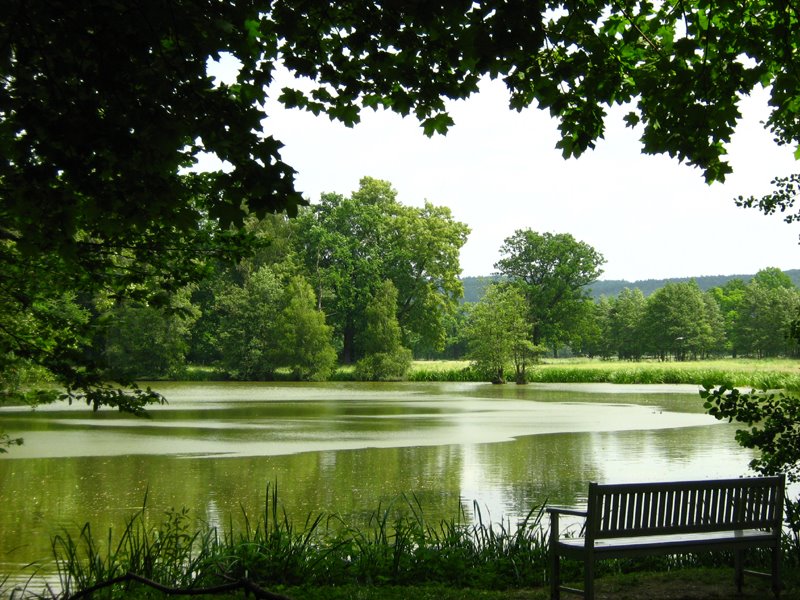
<box><xmin>16</xmin><ymin>487</ymin><xmax>798</xmax><ymax>600</ymax></box>
<box><xmin>47</xmin><ymin>571</ymin><xmax>800</xmax><ymax>600</ymax></box>
<box><xmin>7</xmin><ymin>487</ymin><xmax>800</xmax><ymax>600</ymax></box>
<box><xmin>59</xmin><ymin>358</ymin><xmax>799</xmax><ymax>390</ymax></box>
<box><xmin>406</xmin><ymin>358</ymin><xmax>800</xmax><ymax>390</ymax></box>
<box><xmin>7</xmin><ymin>358</ymin><xmax>798</xmax><ymax>393</ymax></box>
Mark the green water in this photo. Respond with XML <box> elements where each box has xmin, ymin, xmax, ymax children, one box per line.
<box><xmin>0</xmin><ymin>381</ymin><xmax>752</xmax><ymax>580</ymax></box>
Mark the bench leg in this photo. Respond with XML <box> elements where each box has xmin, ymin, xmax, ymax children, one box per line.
<box><xmin>549</xmin><ymin>512</ymin><xmax>560</xmax><ymax>600</ymax></box>
<box><xmin>734</xmin><ymin>549</ymin><xmax>744</xmax><ymax>593</ymax></box>
<box><xmin>772</xmin><ymin>544</ymin><xmax>781</xmax><ymax>598</ymax></box>
<box><xmin>550</xmin><ymin>549</ymin><xmax>560</xmax><ymax>599</ymax></box>
<box><xmin>584</xmin><ymin>556</ymin><xmax>595</xmax><ymax>600</ymax></box>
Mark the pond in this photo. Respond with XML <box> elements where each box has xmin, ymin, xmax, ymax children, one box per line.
<box><xmin>0</xmin><ymin>381</ymin><xmax>755</xmax><ymax>582</ymax></box>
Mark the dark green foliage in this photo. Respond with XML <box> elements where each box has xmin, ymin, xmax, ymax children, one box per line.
<box><xmin>702</xmin><ymin>386</ymin><xmax>800</xmax><ymax>484</ymax></box>
<box><xmin>0</xmin><ymin>432</ymin><xmax>22</xmax><ymax>453</ymax></box>
<box><xmin>641</xmin><ymin>282</ymin><xmax>709</xmax><ymax>361</ymax></box>
<box><xmin>1</xmin><ymin>0</ymin><xmax>303</xmax><ymax>406</ymax></box>
<box><xmin>608</xmin><ymin>288</ymin><xmax>647</xmax><ymax>360</ymax></box>
<box><xmin>209</xmin><ymin>261</ymin><xmax>336</xmax><ymax>381</ymax></box>
<box><xmin>702</xmin><ymin>385</ymin><xmax>800</xmax><ymax>556</ymax></box>
<box><xmin>277</xmin><ymin>276</ymin><xmax>337</xmax><ymax>381</ymax></box>
<box><xmin>294</xmin><ymin>178</ymin><xmax>468</xmax><ymax>364</ymax></box>
<box><xmin>354</xmin><ymin>281</ymin><xmax>413</xmax><ymax>381</ymax></box>
<box><xmin>494</xmin><ymin>230</ymin><xmax>605</xmax><ymax>353</ymax></box>
<box><xmin>215</xmin><ymin>265</ymin><xmax>285</xmax><ymax>380</ymax></box>
<box><xmin>102</xmin><ymin>296</ymin><xmax>199</xmax><ymax>380</ymax></box>
<box><xmin>732</xmin><ymin>283</ymin><xmax>800</xmax><ymax>358</ymax></box>
<box><xmin>737</xmin><ymin>174</ymin><xmax>800</xmax><ymax>232</ymax></box>
<box><xmin>354</xmin><ymin>351</ymin><xmax>413</xmax><ymax>382</ymax></box>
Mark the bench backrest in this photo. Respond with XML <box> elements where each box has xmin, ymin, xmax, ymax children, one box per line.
<box><xmin>586</xmin><ymin>475</ymin><xmax>785</xmax><ymax>540</ymax></box>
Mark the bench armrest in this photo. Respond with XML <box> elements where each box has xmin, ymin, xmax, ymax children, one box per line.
<box><xmin>547</xmin><ymin>506</ymin><xmax>587</xmax><ymax>541</ymax></box>
<box><xmin>546</xmin><ymin>506</ymin><xmax>587</xmax><ymax>518</ymax></box>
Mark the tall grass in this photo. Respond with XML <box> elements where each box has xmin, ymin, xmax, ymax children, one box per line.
<box><xmin>51</xmin><ymin>504</ymin><xmax>220</xmax><ymax>598</ymax></box>
<box><xmin>47</xmin><ymin>486</ymin><xmax>551</xmax><ymax>599</ymax></box>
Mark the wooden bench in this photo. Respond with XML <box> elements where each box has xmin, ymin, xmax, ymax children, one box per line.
<box><xmin>547</xmin><ymin>475</ymin><xmax>785</xmax><ymax>599</ymax></box>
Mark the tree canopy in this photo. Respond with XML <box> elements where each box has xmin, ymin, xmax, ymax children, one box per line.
<box><xmin>495</xmin><ymin>230</ymin><xmax>605</xmax><ymax>351</ymax></box>
<box><xmin>464</xmin><ymin>283</ymin><xmax>532</xmax><ymax>383</ymax></box>
<box><xmin>294</xmin><ymin>178</ymin><xmax>468</xmax><ymax>363</ymax></box>
<box><xmin>3</xmin><ymin>0</ymin><xmax>800</xmax><ymax>403</ymax></box>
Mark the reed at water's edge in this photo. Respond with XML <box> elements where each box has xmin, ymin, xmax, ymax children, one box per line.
<box><xmin>27</xmin><ymin>486</ymin><xmax>550</xmax><ymax>599</ymax></box>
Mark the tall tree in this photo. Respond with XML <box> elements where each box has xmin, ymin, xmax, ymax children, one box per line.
<box><xmin>608</xmin><ymin>288</ymin><xmax>647</xmax><ymax>360</ymax></box>
<box><xmin>561</xmin><ymin>298</ymin><xmax>603</xmax><ymax>358</ymax></box>
<box><xmin>733</xmin><ymin>283</ymin><xmax>800</xmax><ymax>358</ymax></box>
<box><xmin>700</xmin><ymin>292</ymin><xmax>728</xmax><ymax>358</ymax></box>
<box><xmin>585</xmin><ymin>296</ymin><xmax>614</xmax><ymax>359</ymax></box>
<box><xmin>708</xmin><ymin>279</ymin><xmax>748</xmax><ymax>357</ymax></box>
<box><xmin>752</xmin><ymin>266</ymin><xmax>797</xmax><ymax>290</ymax></box>
<box><xmin>354</xmin><ymin>280</ymin><xmax>412</xmax><ymax>381</ymax></box>
<box><xmin>102</xmin><ymin>290</ymin><xmax>199</xmax><ymax>380</ymax></box>
<box><xmin>215</xmin><ymin>265</ymin><xmax>284</xmax><ymax>380</ymax></box>
<box><xmin>294</xmin><ymin>177</ymin><xmax>468</xmax><ymax>362</ymax></box>
<box><xmin>388</xmin><ymin>201</ymin><xmax>470</xmax><ymax>356</ymax></box>
<box><xmin>277</xmin><ymin>276</ymin><xmax>337</xmax><ymax>381</ymax></box>
<box><xmin>494</xmin><ymin>230</ymin><xmax>605</xmax><ymax>354</ymax></box>
<box><xmin>642</xmin><ymin>282</ymin><xmax>708</xmax><ymax>361</ymax></box>
<box><xmin>464</xmin><ymin>284</ymin><xmax>532</xmax><ymax>383</ymax></box>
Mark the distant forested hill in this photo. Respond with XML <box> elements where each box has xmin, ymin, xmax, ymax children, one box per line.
<box><xmin>461</xmin><ymin>276</ymin><xmax>499</xmax><ymax>303</ymax></box>
<box><xmin>460</xmin><ymin>269</ymin><xmax>800</xmax><ymax>303</ymax></box>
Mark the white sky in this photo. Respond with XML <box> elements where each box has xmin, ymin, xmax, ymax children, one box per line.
<box><xmin>209</xmin><ymin>59</ymin><xmax>800</xmax><ymax>282</ymax></box>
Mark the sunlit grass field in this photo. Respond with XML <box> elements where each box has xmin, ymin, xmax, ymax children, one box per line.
<box><xmin>408</xmin><ymin>357</ymin><xmax>800</xmax><ymax>390</ymax></box>
<box><xmin>180</xmin><ymin>358</ymin><xmax>800</xmax><ymax>389</ymax></box>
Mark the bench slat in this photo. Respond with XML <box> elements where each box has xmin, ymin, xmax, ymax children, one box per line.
<box><xmin>558</xmin><ymin>528</ymin><xmax>777</xmax><ymax>550</ymax></box>
<box><xmin>556</xmin><ymin>528</ymin><xmax>779</xmax><ymax>558</ymax></box>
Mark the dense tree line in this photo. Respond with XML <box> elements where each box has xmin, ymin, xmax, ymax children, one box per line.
<box><xmin>593</xmin><ymin>267</ymin><xmax>800</xmax><ymax>360</ymax></box>
<box><xmin>465</xmin><ymin>262</ymin><xmax>800</xmax><ymax>379</ymax></box>
<box><xmin>16</xmin><ymin>218</ymin><xmax>796</xmax><ymax>387</ymax></box>
<box><xmin>69</xmin><ymin>177</ymin><xmax>466</xmax><ymax>383</ymax></box>
<box><xmin>4</xmin><ymin>202</ymin><xmax>796</xmax><ymax>392</ymax></box>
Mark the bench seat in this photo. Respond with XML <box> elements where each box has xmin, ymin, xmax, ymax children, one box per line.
<box><xmin>557</xmin><ymin>528</ymin><xmax>777</xmax><ymax>557</ymax></box>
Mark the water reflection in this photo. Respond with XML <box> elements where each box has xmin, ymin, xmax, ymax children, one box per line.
<box><xmin>0</xmin><ymin>382</ymin><xmax>754</xmax><ymax>578</ymax></box>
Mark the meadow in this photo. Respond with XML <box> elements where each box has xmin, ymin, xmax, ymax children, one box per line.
<box><xmin>406</xmin><ymin>357</ymin><xmax>800</xmax><ymax>390</ymax></box>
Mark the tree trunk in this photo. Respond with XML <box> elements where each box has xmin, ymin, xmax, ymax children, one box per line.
<box><xmin>342</xmin><ymin>323</ymin><xmax>356</xmax><ymax>364</ymax></box>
